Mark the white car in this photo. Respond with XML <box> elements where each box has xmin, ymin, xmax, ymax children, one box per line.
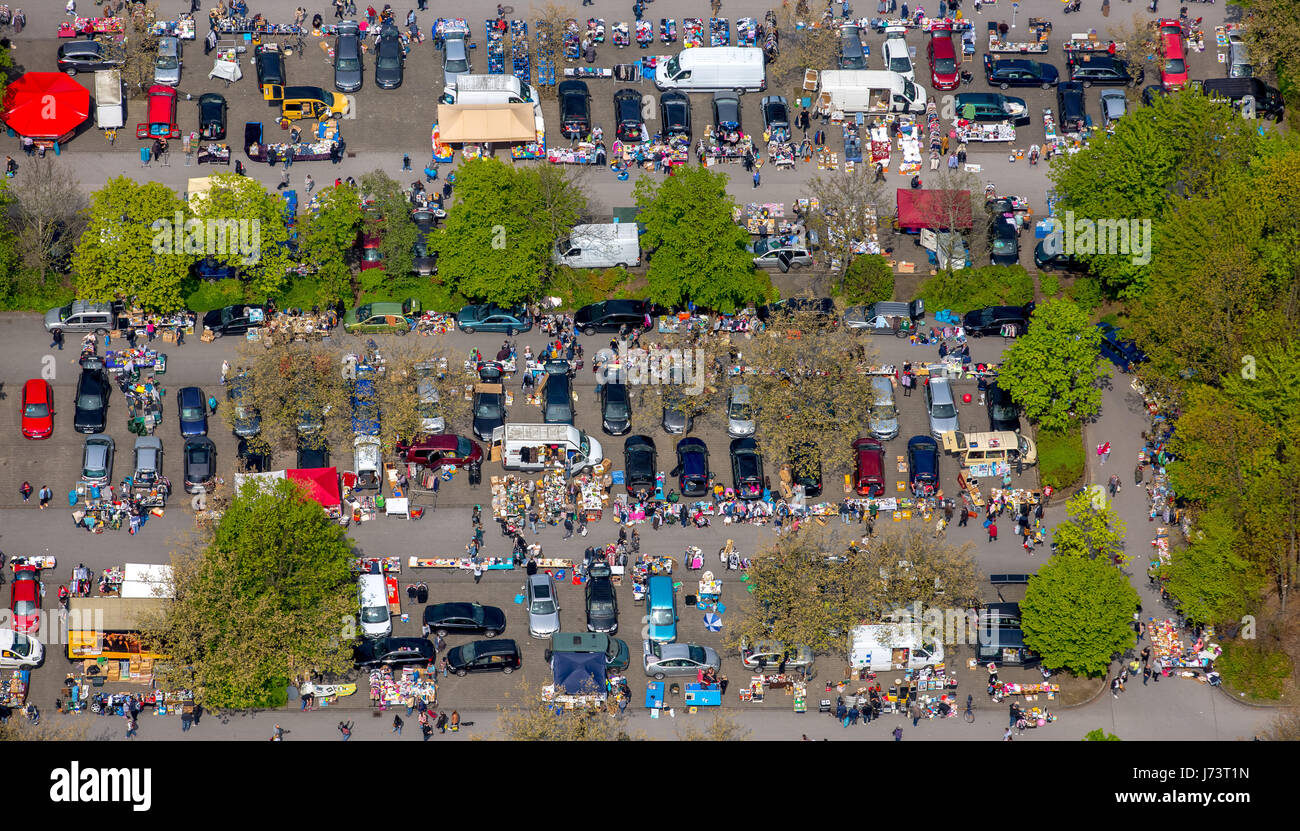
<box><xmin>0</xmin><ymin>628</ymin><xmax>45</xmax><ymax>669</ymax></box>
<box><xmin>154</xmin><ymin>36</ymin><xmax>182</xmax><ymax>87</ymax></box>
<box><xmin>882</xmin><ymin>27</ymin><xmax>914</xmax><ymax>82</ymax></box>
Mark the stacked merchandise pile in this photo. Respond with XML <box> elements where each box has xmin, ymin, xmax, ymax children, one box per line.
<box><xmin>926</xmin><ymin>101</ymin><xmax>942</xmax><ymax>166</ymax></box>
<box><xmin>736</xmin><ymin>17</ymin><xmax>758</xmax><ymax>45</ymax></box>
<box><xmin>683</xmin><ymin>18</ymin><xmax>704</xmax><ymax>48</ymax></box>
<box><xmin>563</xmin><ymin>18</ymin><xmax>581</xmax><ymax>60</ymax></box>
<box><xmin>536</xmin><ymin>21</ymin><xmax>556</xmax><ymax>85</ymax></box>
<box><xmin>511</xmin><ymin>20</ymin><xmax>531</xmax><ymax>84</ymax></box>
<box><xmin>710</xmin><ymin>17</ymin><xmax>730</xmax><ymax>46</ymax></box>
<box><xmin>487</xmin><ymin>19</ymin><xmax>506</xmax><ymax>74</ymax></box>
<box><xmin>897</xmin><ymin>118</ymin><xmax>922</xmax><ymax>176</ymax></box>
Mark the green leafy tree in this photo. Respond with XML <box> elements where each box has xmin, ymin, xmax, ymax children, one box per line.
<box><xmin>142</xmin><ymin>479</ymin><xmax>356</xmax><ymax>709</ymax></box>
<box><xmin>915</xmin><ymin>265</ymin><xmax>1034</xmax><ymax>314</ymax></box>
<box><xmin>1052</xmin><ymin>491</ymin><xmax>1129</xmax><ymax>566</ymax></box>
<box><xmin>72</xmin><ymin>176</ymin><xmax>194</xmax><ymax>311</ymax></box>
<box><xmin>300</xmin><ymin>183</ymin><xmax>364</xmax><ymax>305</ymax></box>
<box><xmin>1162</xmin><ymin>508</ymin><xmax>1265</xmax><ymax>626</ymax></box>
<box><xmin>1020</xmin><ymin>555</ymin><xmax>1137</xmax><ymax>676</ymax></box>
<box><xmin>188</xmin><ymin>173</ymin><xmax>293</xmax><ymax>299</ymax></box>
<box><xmin>359</xmin><ymin>171</ymin><xmax>418</xmax><ymax>280</ymax></box>
<box><xmin>841</xmin><ymin>254</ymin><xmax>894</xmax><ymax>305</ymax></box>
<box><xmin>634</xmin><ymin>165</ymin><xmax>770</xmax><ymax>313</ymax></box>
<box><xmin>997</xmin><ymin>299</ymin><xmax>1103</xmax><ymax>431</ymax></box>
<box><xmin>1240</xmin><ymin>0</ymin><xmax>1300</xmax><ymax>99</ymax></box>
<box><xmin>1083</xmin><ymin>728</ymin><xmax>1121</xmax><ymax>741</ymax></box>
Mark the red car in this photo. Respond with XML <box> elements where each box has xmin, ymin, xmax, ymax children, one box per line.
<box><xmin>852</xmin><ymin>437</ymin><xmax>886</xmax><ymax>497</ymax></box>
<box><xmin>20</xmin><ymin>378</ymin><xmax>55</xmax><ymax>439</ymax></box>
<box><xmin>927</xmin><ymin>26</ymin><xmax>960</xmax><ymax>91</ymax></box>
<box><xmin>1157</xmin><ymin>20</ymin><xmax>1189</xmax><ymax>90</ymax></box>
<box><xmin>10</xmin><ymin>565</ymin><xmax>42</xmax><ymax>635</ymax></box>
<box><xmin>135</xmin><ymin>84</ymin><xmax>182</xmax><ymax>139</ymax></box>
<box><xmin>398</xmin><ymin>434</ymin><xmax>483</xmax><ymax>469</ymax></box>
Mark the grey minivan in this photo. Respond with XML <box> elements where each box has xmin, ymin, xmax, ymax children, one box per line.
<box><xmin>925</xmin><ymin>377</ymin><xmax>960</xmax><ymax>438</ymax></box>
<box><xmin>1227</xmin><ymin>32</ymin><xmax>1252</xmax><ymax>78</ymax></box>
<box><xmin>334</xmin><ymin>21</ymin><xmax>363</xmax><ymax>92</ymax></box>
<box><xmin>44</xmin><ymin>301</ymin><xmax>117</xmax><ymax>334</ymax></box>
<box><xmin>525</xmin><ymin>573</ymin><xmax>561</xmax><ymax>638</ymax></box>
<box><xmin>839</xmin><ymin>25</ymin><xmax>868</xmax><ymax>70</ymax></box>
<box><xmin>727</xmin><ymin>384</ymin><xmax>755</xmax><ymax>438</ymax></box>
<box><xmin>443</xmin><ymin>33</ymin><xmax>471</xmax><ymax>87</ymax></box>
<box><xmin>868</xmin><ymin>377</ymin><xmax>899</xmax><ymax>440</ymax></box>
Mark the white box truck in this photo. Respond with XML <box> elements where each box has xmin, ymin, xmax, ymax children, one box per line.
<box><xmin>491</xmin><ymin>423</ymin><xmax>604</xmax><ymax>474</ymax></box>
<box><xmin>94</xmin><ymin>69</ymin><xmax>124</xmax><ymax>130</ymax></box>
<box><xmin>654</xmin><ymin>46</ymin><xmax>766</xmax><ymax>93</ymax></box>
<box><xmin>818</xmin><ymin>70</ymin><xmax>926</xmax><ymax>114</ymax></box>
<box><xmin>553</xmin><ymin>223</ymin><xmax>641</xmax><ymax>269</ymax></box>
<box><xmin>443</xmin><ymin>74</ymin><xmax>540</xmax><ymax>105</ymax></box>
<box><xmin>848</xmin><ymin>624</ymin><xmax>945</xmax><ymax>672</ymax></box>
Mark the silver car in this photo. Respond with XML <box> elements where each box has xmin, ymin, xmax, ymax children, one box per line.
<box><xmin>154</xmin><ymin>36</ymin><xmax>182</xmax><ymax>87</ymax></box>
<box><xmin>417</xmin><ymin>377</ymin><xmax>445</xmax><ymax>435</ymax></box>
<box><xmin>1099</xmin><ymin>88</ymin><xmax>1126</xmax><ymax>126</ymax></box>
<box><xmin>925</xmin><ymin>377</ymin><xmax>961</xmax><ymax>438</ymax></box>
<box><xmin>133</xmin><ymin>435</ymin><xmax>164</xmax><ymax>490</ymax></box>
<box><xmin>334</xmin><ymin>21</ymin><xmax>363</xmax><ymax>92</ymax></box>
<box><xmin>727</xmin><ymin>384</ymin><xmax>755</xmax><ymax>438</ymax></box>
<box><xmin>443</xmin><ymin>33</ymin><xmax>471</xmax><ymax>88</ymax></box>
<box><xmin>642</xmin><ymin>640</ymin><xmax>721</xmax><ymax>679</ymax></box>
<box><xmin>81</xmin><ymin>434</ymin><xmax>115</xmax><ymax>486</ymax></box>
<box><xmin>525</xmin><ymin>573</ymin><xmax>561</xmax><ymax>638</ymax></box>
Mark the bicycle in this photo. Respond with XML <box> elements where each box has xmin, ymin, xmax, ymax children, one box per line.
<box><xmin>963</xmin><ymin>694</ymin><xmax>975</xmax><ymax>723</ymax></box>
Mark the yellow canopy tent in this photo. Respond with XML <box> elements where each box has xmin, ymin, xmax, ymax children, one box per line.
<box><xmin>436</xmin><ymin>103</ymin><xmax>536</xmax><ymax>144</ymax></box>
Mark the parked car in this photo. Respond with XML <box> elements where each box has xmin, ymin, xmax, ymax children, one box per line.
<box><xmin>852</xmin><ymin>436</ymin><xmax>886</xmax><ymax>497</ymax></box>
<box><xmin>133</xmin><ymin>436</ymin><xmax>164</xmax><ymax>488</ymax></box>
<box><xmin>907</xmin><ymin>435</ymin><xmax>940</xmax><ymax>494</ymax></box>
<box><xmin>202</xmin><ymin>304</ymin><xmax>265</xmax><ymax>337</ymax></box>
<box><xmin>373</xmin><ymin>28</ymin><xmax>405</xmax><ymax>89</ymax></box>
<box><xmin>1056</xmin><ymin>81</ymin><xmax>1088</xmax><ymax>133</ymax></box>
<box><xmin>574</xmin><ymin>299</ymin><xmax>651</xmax><ymax>334</ymax></box>
<box><xmin>1067</xmin><ymin>52</ymin><xmax>1142</xmax><ymax>87</ymax></box>
<box><xmin>183</xmin><ymin>437</ymin><xmax>217</xmax><ymax>494</ymax></box>
<box><xmin>73</xmin><ymin>367</ymin><xmax>110</xmax><ymax>434</ymax></box>
<box><xmin>9</xmin><ymin>565</ymin><xmax>42</xmax><ymax>635</ymax></box>
<box><xmin>988</xmin><ymin>202</ymin><xmax>1020</xmax><ymax>266</ymax></box>
<box><xmin>712</xmin><ymin>90</ymin><xmax>742</xmax><ymax>132</ymax></box>
<box><xmin>353</xmin><ymin>637</ymin><xmax>435</xmax><ymax>669</ymax></box>
<box><xmin>442</xmin><ymin>33</ymin><xmax>471</xmax><ymax>87</ymax></box>
<box><xmin>727</xmin><ymin>385</ymin><xmax>755</xmax><ymax>437</ymax></box>
<box><xmin>400</xmin><ymin>435</ymin><xmax>482</xmax><ymax>469</ymax></box>
<box><xmin>20</xmin><ymin>378</ymin><xmax>54</xmax><ymax>439</ymax></box>
<box><xmin>455</xmin><ymin>302</ymin><xmax>531</xmax><ymax>335</ymax></box>
<box><xmin>333</xmin><ymin>21</ymin><xmax>363</xmax><ymax>92</ymax></box>
<box><xmin>546</xmin><ymin>632</ymin><xmax>630</xmax><ymax>673</ymax></box>
<box><xmin>81</xmin><ymin>434</ymin><xmax>115</xmax><ymax>486</ymax></box>
<box><xmin>660</xmin><ymin>391</ymin><xmax>695</xmax><ymax>434</ymax></box>
<box><xmin>739</xmin><ymin>640</ymin><xmax>815</xmax><ymax>674</ymax></box>
<box><xmin>1033</xmin><ymin>238</ymin><xmax>1087</xmax><ymax>272</ymax></box>
<box><xmin>839</xmin><ymin>24</ymin><xmax>868</xmax><ymax>70</ymax></box>
<box><xmin>761</xmin><ymin>95</ymin><xmax>790</xmax><ymax>133</ymax></box>
<box><xmin>1100</xmin><ymin>88</ymin><xmax>1127</xmax><ymax>126</ymax></box>
<box><xmin>600</xmin><ymin>382</ymin><xmax>632</xmax><ymax>435</ymax></box>
<box><xmin>197</xmin><ymin>92</ymin><xmax>227</xmax><ymax>140</ymax></box>
<box><xmin>614</xmin><ymin>88</ymin><xmax>645</xmax><ymax>142</ymax></box>
<box><xmin>423</xmin><ymin>602</ymin><xmax>507</xmax><ymax>638</ymax></box>
<box><xmin>954</xmin><ymin>92</ymin><xmax>1029</xmax><ymax>125</ymax></box>
<box><xmin>674</xmin><ymin>437</ymin><xmax>710</xmax><ymax>497</ymax></box>
<box><xmin>925</xmin><ymin>377</ymin><xmax>961</xmax><ymax>438</ymax></box>
<box><xmin>542</xmin><ymin>361</ymin><xmax>575</xmax><ymax>425</ymax></box>
<box><xmin>730</xmin><ymin>437</ymin><xmax>765</xmax><ymax>500</ymax></box>
<box><xmin>0</xmin><ymin>629</ymin><xmax>44</xmax><ymax>669</ymax></box>
<box><xmin>525</xmin><ymin>573</ymin><xmax>562</xmax><ymax>638</ymax></box>
<box><xmin>660</xmin><ymin>90</ymin><xmax>691</xmax><ymax>137</ymax></box>
<box><xmin>254</xmin><ymin>44</ymin><xmax>284</xmax><ymax>94</ymax></box>
<box><xmin>1096</xmin><ymin>323</ymin><xmax>1148</xmax><ymax>373</ymax></box>
<box><xmin>1158</xmin><ymin>19</ymin><xmax>1189</xmax><ymax>90</ymax></box>
<box><xmin>415</xmin><ymin>361</ymin><xmax>446</xmax><ymax>435</ymax></box>
<box><xmin>882</xmin><ymin>27</ymin><xmax>914</xmax><ymax>80</ymax></box>
<box><xmin>624</xmin><ymin>434</ymin><xmax>657</xmax><ymax>495</ymax></box>
<box><xmin>928</xmin><ymin>27</ymin><xmax>960</xmax><ymax>90</ymax></box>
<box><xmin>226</xmin><ymin>377</ymin><xmax>261</xmax><ymax>438</ymax></box>
<box><xmin>642</xmin><ymin>641</ymin><xmax>721</xmax><ymax>680</ymax></box>
<box><xmin>471</xmin><ymin>384</ymin><xmax>506</xmax><ymax>441</ymax></box>
<box><xmin>237</xmin><ymin>437</ymin><xmax>270</xmax><ymax>472</ymax></box>
<box><xmin>983</xmin><ymin>55</ymin><xmax>1060</xmax><ymax>89</ymax></box>
<box><xmin>342</xmin><ymin>300</ymin><xmax>420</xmax><ymax>334</ymax></box>
<box><xmin>787</xmin><ymin>442</ymin><xmax>823</xmax><ymax>498</ymax></box>
<box><xmin>585</xmin><ymin>562</ymin><xmax>619</xmax><ymax>633</ymax></box>
<box><xmin>445</xmin><ymin>639</ymin><xmax>522</xmax><ymax>676</ymax></box>
<box><xmin>986</xmin><ymin>382</ymin><xmax>1022</xmax><ymax>433</ymax></box>
<box><xmin>757</xmin><ymin>297</ymin><xmax>837</xmax><ymax>322</ymax></box>
<box><xmin>749</xmin><ymin>238</ymin><xmax>814</xmax><ymax>271</ymax></box>
<box><xmin>154</xmin><ymin>36</ymin><xmax>182</xmax><ymax>86</ymax></box>
<box><xmin>176</xmin><ymin>386</ymin><xmax>208</xmax><ymax>437</ymax></box>
<box><xmin>296</xmin><ymin>438</ymin><xmax>330</xmax><ymax>469</ymax></box>
<box><xmin>558</xmin><ymin>80</ymin><xmax>592</xmax><ymax>138</ymax></box>
<box><xmin>963</xmin><ymin>304</ymin><xmax>1034</xmax><ymax>337</ymax></box>
<box><xmin>57</xmin><ymin>40</ymin><xmax>122</xmax><ymax>75</ymax></box>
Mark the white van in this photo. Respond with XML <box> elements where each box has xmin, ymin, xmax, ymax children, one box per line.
<box><xmin>553</xmin><ymin>223</ymin><xmax>640</xmax><ymax>270</ymax></box>
<box><xmin>818</xmin><ymin>70</ymin><xmax>926</xmax><ymax>114</ymax></box>
<box><xmin>352</xmin><ymin>435</ymin><xmax>382</xmax><ymax>491</ymax></box>
<box><xmin>358</xmin><ymin>573</ymin><xmax>391</xmax><ymax>639</ymax></box>
<box><xmin>849</xmin><ymin>624</ymin><xmax>945</xmax><ymax>673</ymax></box>
<box><xmin>881</xmin><ymin>26</ymin><xmax>915</xmax><ymax>81</ymax></box>
<box><xmin>942</xmin><ymin>430</ymin><xmax>1037</xmax><ymax>468</ymax></box>
<box><xmin>492</xmin><ymin>423</ymin><xmax>604</xmax><ymax>474</ymax></box>
<box><xmin>654</xmin><ymin>47</ymin><xmax>766</xmax><ymax>93</ymax></box>
<box><xmin>443</xmin><ymin>73</ymin><xmax>539</xmax><ymax>104</ymax></box>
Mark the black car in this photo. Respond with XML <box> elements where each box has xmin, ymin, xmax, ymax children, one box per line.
<box><xmin>445</xmin><ymin>639</ymin><xmax>522</xmax><ymax>676</ymax></box>
<box><xmin>986</xmin><ymin>382</ymin><xmax>1021</xmax><ymax>432</ymax></box>
<box><xmin>661</xmin><ymin>391</ymin><xmax>695</xmax><ymax>434</ymax></box>
<box><xmin>198</xmin><ymin>93</ymin><xmax>227</xmax><ymax>140</ymax></box>
<box><xmin>601</xmin><ymin>382</ymin><xmax>632</xmax><ymax>435</ymax></box>
<box><xmin>712</xmin><ymin>91</ymin><xmax>742</xmax><ymax>133</ymax></box>
<box><xmin>1033</xmin><ymin>238</ymin><xmax>1087</xmax><ymax>272</ymax></box>
<box><xmin>574</xmin><ymin>299</ymin><xmax>651</xmax><ymax>335</ymax></box>
<box><xmin>761</xmin><ymin>95</ymin><xmax>790</xmax><ymax>133</ymax></box>
<box><xmin>1095</xmin><ymin>323</ymin><xmax>1148</xmax><ymax>373</ymax></box>
<box><xmin>183</xmin><ymin>437</ymin><xmax>217</xmax><ymax>493</ymax></box>
<box><xmin>254</xmin><ymin>45</ymin><xmax>285</xmax><ymax>92</ymax></box>
<box><xmin>73</xmin><ymin>368</ymin><xmax>110</xmax><ymax>434</ymax></box>
<box><xmin>983</xmin><ymin>55</ymin><xmax>1060</xmax><ymax>90</ymax></box>
<box><xmin>202</xmin><ymin>304</ymin><xmax>265</xmax><ymax>337</ymax></box>
<box><xmin>296</xmin><ymin>440</ymin><xmax>330</xmax><ymax>469</ymax></box>
<box><xmin>673</xmin><ymin>437</ymin><xmax>710</xmax><ymax>497</ymax></box>
<box><xmin>1056</xmin><ymin>81</ymin><xmax>1088</xmax><ymax>133</ymax></box>
<box><xmin>787</xmin><ymin>442</ymin><xmax>823</xmax><ymax>498</ymax></box>
<box><xmin>585</xmin><ymin>562</ymin><xmax>619</xmax><ymax>634</ymax></box>
<box><xmin>963</xmin><ymin>304</ymin><xmax>1034</xmax><ymax>337</ymax></box>
<box><xmin>988</xmin><ymin>202</ymin><xmax>1020</xmax><ymax>267</ymax></box>
<box><xmin>756</xmin><ymin>296</ymin><xmax>836</xmax><ymax>323</ymax></box>
<box><xmin>57</xmin><ymin>41</ymin><xmax>123</xmax><ymax>75</ymax></box>
<box><xmin>374</xmin><ymin>28</ymin><xmax>405</xmax><ymax>89</ymax></box>
<box><xmin>623</xmin><ymin>434</ymin><xmax>657</xmax><ymax>495</ymax></box>
<box><xmin>542</xmin><ymin>361</ymin><xmax>574</xmax><ymax>425</ymax></box>
<box><xmin>730</xmin><ymin>437</ymin><xmax>766</xmax><ymax>501</ymax></box>
<box><xmin>423</xmin><ymin>602</ymin><xmax>507</xmax><ymax>638</ymax></box>
<box><xmin>236</xmin><ymin>437</ymin><xmax>271</xmax><ymax>472</ymax></box>
<box><xmin>471</xmin><ymin>384</ymin><xmax>506</xmax><ymax>441</ymax></box>
<box><xmin>353</xmin><ymin>637</ymin><xmax>435</xmax><ymax>669</ymax></box>
<box><xmin>559</xmin><ymin>80</ymin><xmax>592</xmax><ymax>138</ymax></box>
<box><xmin>660</xmin><ymin>90</ymin><xmax>691</xmax><ymax>137</ymax></box>
<box><xmin>614</xmin><ymin>88</ymin><xmax>644</xmax><ymax>143</ymax></box>
<box><xmin>1067</xmin><ymin>53</ymin><xmax>1142</xmax><ymax>87</ymax></box>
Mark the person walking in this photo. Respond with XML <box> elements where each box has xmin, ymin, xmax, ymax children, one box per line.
<box><xmin>220</xmin><ymin>360</ymin><xmax>230</xmax><ymax>386</ymax></box>
<box><xmin>271</xmin><ymin>723</ymin><xmax>286</xmax><ymax>741</ymax></box>
<box><xmin>436</xmin><ymin>711</ymin><xmax>449</xmax><ymax>733</ymax></box>
<box><xmin>752</xmin><ymin>168</ymin><xmax>761</xmax><ymax>188</ymax></box>
<box><xmin>125</xmin><ymin>716</ymin><xmax>138</xmax><ymax>739</ymax></box>
<box><xmin>38</xmin><ymin>485</ymin><xmax>52</xmax><ymax>509</ymax></box>
<box><xmin>909</xmin><ymin>701</ymin><xmax>923</xmax><ymax>727</ymax></box>
<box><xmin>439</xmin><ymin>657</ymin><xmax>449</xmax><ymax>677</ymax></box>
<box><xmin>20</xmin><ymin>482</ymin><xmax>32</xmax><ymax>503</ymax></box>
<box><xmin>472</xmin><ymin>562</ymin><xmax>484</xmax><ymax>584</ymax></box>
<box><xmin>51</xmin><ymin>328</ymin><xmax>64</xmax><ymax>351</ymax></box>
<box><xmin>305</xmin><ymin>174</ymin><xmax>315</xmax><ymax>194</ymax></box>
<box><xmin>563</xmin><ymin>515</ymin><xmax>574</xmax><ymax>539</ymax></box>
<box><xmin>421</xmin><ymin>721</ymin><xmax>434</xmax><ymax>740</ymax></box>
<box><xmin>338</xmin><ymin>720</ymin><xmax>354</xmax><ymax>740</ymax></box>
<box><xmin>987</xmin><ymin>520</ymin><xmax>997</xmax><ymax>543</ymax></box>
<box><xmin>892</xmin><ymin>725</ymin><xmax>903</xmax><ymax>741</ymax></box>
<box><xmin>1097</xmin><ymin>441</ymin><xmax>1111</xmax><ymax>465</ymax></box>
<box><xmin>1142</xmin><ymin>665</ymin><xmax>1151</xmax><ymax>686</ymax></box>
<box><xmin>392</xmin><ymin>714</ymin><xmax>404</xmax><ymax>735</ymax></box>
<box><xmin>1003</xmin><ymin>726</ymin><xmax>1014</xmax><ymax>741</ymax></box>
<box><xmin>1111</xmin><ymin>677</ymin><xmax>1121</xmax><ymax>698</ymax></box>
<box><xmin>1135</xmin><ymin>464</ymin><xmax>1144</xmax><ymax>485</ymax></box>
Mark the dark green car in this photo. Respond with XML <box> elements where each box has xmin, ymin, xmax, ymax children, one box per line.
<box><xmin>455</xmin><ymin>303</ymin><xmax>532</xmax><ymax>335</ymax></box>
<box><xmin>342</xmin><ymin>299</ymin><xmax>421</xmax><ymax>335</ymax></box>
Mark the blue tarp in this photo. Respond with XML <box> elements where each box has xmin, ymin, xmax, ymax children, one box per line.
<box><xmin>551</xmin><ymin>652</ymin><xmax>606</xmax><ymax>697</ymax></box>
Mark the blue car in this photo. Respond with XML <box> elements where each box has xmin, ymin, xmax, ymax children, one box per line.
<box><xmin>177</xmin><ymin>386</ymin><xmax>208</xmax><ymax>437</ymax></box>
<box><xmin>455</xmin><ymin>303</ymin><xmax>532</xmax><ymax>335</ymax></box>
<box><xmin>674</xmin><ymin>437</ymin><xmax>710</xmax><ymax>497</ymax></box>
<box><xmin>907</xmin><ymin>435</ymin><xmax>939</xmax><ymax>495</ymax></box>
<box><xmin>1095</xmin><ymin>323</ymin><xmax>1147</xmax><ymax>373</ymax></box>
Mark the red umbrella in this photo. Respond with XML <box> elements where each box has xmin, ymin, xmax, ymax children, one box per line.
<box><xmin>2</xmin><ymin>72</ymin><xmax>91</xmax><ymax>140</ymax></box>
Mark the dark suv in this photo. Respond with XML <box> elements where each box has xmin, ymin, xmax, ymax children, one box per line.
<box><xmin>574</xmin><ymin>299</ymin><xmax>650</xmax><ymax>334</ymax></box>
<box><xmin>984</xmin><ymin>56</ymin><xmax>1060</xmax><ymax>89</ymax></box>
<box><xmin>600</xmin><ymin>382</ymin><xmax>632</xmax><ymax>435</ymax></box>
<box><xmin>963</xmin><ymin>304</ymin><xmax>1035</xmax><ymax>337</ymax></box>
<box><xmin>445</xmin><ymin>639</ymin><xmax>522</xmax><ymax>676</ymax></box>
<box><xmin>57</xmin><ymin>41</ymin><xmax>123</xmax><ymax>75</ymax></box>
<box><xmin>542</xmin><ymin>360</ymin><xmax>574</xmax><ymax>425</ymax></box>
<box><xmin>559</xmin><ymin>80</ymin><xmax>592</xmax><ymax>138</ymax></box>
<box><xmin>353</xmin><ymin>637</ymin><xmax>435</xmax><ymax>669</ymax></box>
<box><xmin>1056</xmin><ymin>82</ymin><xmax>1088</xmax><ymax>133</ymax></box>
<box><xmin>986</xmin><ymin>382</ymin><xmax>1021</xmax><ymax>432</ymax></box>
<box><xmin>584</xmin><ymin>563</ymin><xmax>619</xmax><ymax>633</ymax></box>
<box><xmin>73</xmin><ymin>368</ymin><xmax>110</xmax><ymax>434</ymax></box>
<box><xmin>614</xmin><ymin>88</ymin><xmax>644</xmax><ymax>143</ymax></box>
<box><xmin>1067</xmin><ymin>53</ymin><xmax>1142</xmax><ymax>87</ymax></box>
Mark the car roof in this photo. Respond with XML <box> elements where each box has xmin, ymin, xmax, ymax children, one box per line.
<box><xmin>908</xmin><ymin>435</ymin><xmax>938</xmax><ymax>451</ymax></box>
<box><xmin>678</xmin><ymin>436</ymin><xmax>707</xmax><ymax>453</ymax></box>
<box><xmin>730</xmin><ymin>437</ymin><xmax>759</xmax><ymax>454</ymax></box>
<box><xmin>625</xmin><ymin>434</ymin><xmax>656</xmax><ymax>452</ymax></box>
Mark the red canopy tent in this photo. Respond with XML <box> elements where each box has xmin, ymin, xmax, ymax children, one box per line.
<box><xmin>895</xmin><ymin>188</ymin><xmax>973</xmax><ymax>233</ymax></box>
<box><xmin>1</xmin><ymin>72</ymin><xmax>91</xmax><ymax>151</ymax></box>
<box><xmin>287</xmin><ymin>467</ymin><xmax>342</xmax><ymax>509</ymax></box>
